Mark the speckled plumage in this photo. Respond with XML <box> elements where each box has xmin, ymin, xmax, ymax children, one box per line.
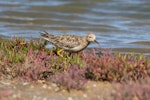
<box><xmin>41</xmin><ymin>31</ymin><xmax>98</xmax><ymax>52</ymax></box>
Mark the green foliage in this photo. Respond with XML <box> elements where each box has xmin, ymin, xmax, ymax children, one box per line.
<box><xmin>0</xmin><ymin>36</ymin><xmax>150</xmax><ymax>90</ymax></box>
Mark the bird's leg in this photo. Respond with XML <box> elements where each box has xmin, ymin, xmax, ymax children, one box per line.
<box><xmin>57</xmin><ymin>49</ymin><xmax>64</xmax><ymax>57</ymax></box>
<box><xmin>65</xmin><ymin>52</ymin><xmax>72</xmax><ymax>59</ymax></box>
<box><xmin>68</xmin><ymin>52</ymin><xmax>72</xmax><ymax>57</ymax></box>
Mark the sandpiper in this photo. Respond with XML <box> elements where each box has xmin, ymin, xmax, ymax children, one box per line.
<box><xmin>41</xmin><ymin>31</ymin><xmax>99</xmax><ymax>57</ymax></box>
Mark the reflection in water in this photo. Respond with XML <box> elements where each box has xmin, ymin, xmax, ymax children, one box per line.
<box><xmin>0</xmin><ymin>0</ymin><xmax>149</xmax><ymax>53</ymax></box>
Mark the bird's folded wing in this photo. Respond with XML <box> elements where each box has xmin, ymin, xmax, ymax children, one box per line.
<box><xmin>52</xmin><ymin>35</ymin><xmax>81</xmax><ymax>48</ymax></box>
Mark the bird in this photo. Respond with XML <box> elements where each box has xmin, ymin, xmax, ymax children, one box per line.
<box><xmin>41</xmin><ymin>31</ymin><xmax>99</xmax><ymax>57</ymax></box>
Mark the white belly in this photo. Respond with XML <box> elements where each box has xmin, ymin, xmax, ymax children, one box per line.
<box><xmin>67</xmin><ymin>45</ymin><xmax>88</xmax><ymax>52</ymax></box>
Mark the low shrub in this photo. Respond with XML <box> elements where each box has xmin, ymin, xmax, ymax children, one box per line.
<box><xmin>111</xmin><ymin>77</ymin><xmax>150</xmax><ymax>100</ymax></box>
<box><xmin>0</xmin><ymin>36</ymin><xmax>150</xmax><ymax>90</ymax></box>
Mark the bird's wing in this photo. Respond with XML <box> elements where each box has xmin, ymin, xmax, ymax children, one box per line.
<box><xmin>51</xmin><ymin>35</ymin><xmax>81</xmax><ymax>49</ymax></box>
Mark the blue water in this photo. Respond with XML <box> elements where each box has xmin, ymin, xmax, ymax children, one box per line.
<box><xmin>0</xmin><ymin>0</ymin><xmax>150</xmax><ymax>52</ymax></box>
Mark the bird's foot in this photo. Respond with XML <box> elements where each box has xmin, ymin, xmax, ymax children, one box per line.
<box><xmin>56</xmin><ymin>49</ymin><xmax>64</xmax><ymax>57</ymax></box>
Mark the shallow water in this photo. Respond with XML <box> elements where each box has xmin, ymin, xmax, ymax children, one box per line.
<box><xmin>0</xmin><ymin>0</ymin><xmax>150</xmax><ymax>54</ymax></box>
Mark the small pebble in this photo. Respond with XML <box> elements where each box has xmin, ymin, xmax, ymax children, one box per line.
<box><xmin>83</xmin><ymin>94</ymin><xmax>87</xmax><ymax>98</ymax></box>
<box><xmin>32</xmin><ymin>95</ymin><xmax>37</xmax><ymax>100</ymax></box>
<box><xmin>55</xmin><ymin>87</ymin><xmax>60</xmax><ymax>92</ymax></box>
<box><xmin>93</xmin><ymin>84</ymin><xmax>97</xmax><ymax>87</ymax></box>
<box><xmin>68</xmin><ymin>97</ymin><xmax>73</xmax><ymax>100</ymax></box>
<box><xmin>38</xmin><ymin>80</ymin><xmax>45</xmax><ymax>83</ymax></box>
<box><xmin>30</xmin><ymin>85</ymin><xmax>34</xmax><ymax>88</ymax></box>
<box><xmin>48</xmin><ymin>86</ymin><xmax>52</xmax><ymax>90</ymax></box>
<box><xmin>13</xmin><ymin>93</ymin><xmax>20</xmax><ymax>98</ymax></box>
<box><xmin>51</xmin><ymin>83</ymin><xmax>57</xmax><ymax>87</ymax></box>
<box><xmin>13</xmin><ymin>94</ymin><xmax>17</xmax><ymax>98</ymax></box>
<box><xmin>42</xmin><ymin>84</ymin><xmax>47</xmax><ymax>89</ymax></box>
<box><xmin>23</xmin><ymin>82</ymin><xmax>28</xmax><ymax>86</ymax></box>
<box><xmin>42</xmin><ymin>97</ymin><xmax>47</xmax><ymax>100</ymax></box>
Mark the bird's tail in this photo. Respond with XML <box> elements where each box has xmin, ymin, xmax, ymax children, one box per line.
<box><xmin>40</xmin><ymin>31</ymin><xmax>54</xmax><ymax>41</ymax></box>
<box><xmin>40</xmin><ymin>31</ymin><xmax>53</xmax><ymax>37</ymax></box>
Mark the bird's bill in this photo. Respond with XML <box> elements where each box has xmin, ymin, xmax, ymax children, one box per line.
<box><xmin>94</xmin><ymin>40</ymin><xmax>99</xmax><ymax>44</ymax></box>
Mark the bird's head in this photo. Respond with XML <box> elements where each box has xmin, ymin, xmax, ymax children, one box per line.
<box><xmin>86</xmin><ymin>33</ymin><xmax>99</xmax><ymax>44</ymax></box>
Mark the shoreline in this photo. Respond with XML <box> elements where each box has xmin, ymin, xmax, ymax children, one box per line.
<box><xmin>86</xmin><ymin>48</ymin><xmax>150</xmax><ymax>57</ymax></box>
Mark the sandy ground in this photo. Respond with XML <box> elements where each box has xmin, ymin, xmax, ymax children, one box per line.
<box><xmin>0</xmin><ymin>79</ymin><xmax>113</xmax><ymax>100</ymax></box>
